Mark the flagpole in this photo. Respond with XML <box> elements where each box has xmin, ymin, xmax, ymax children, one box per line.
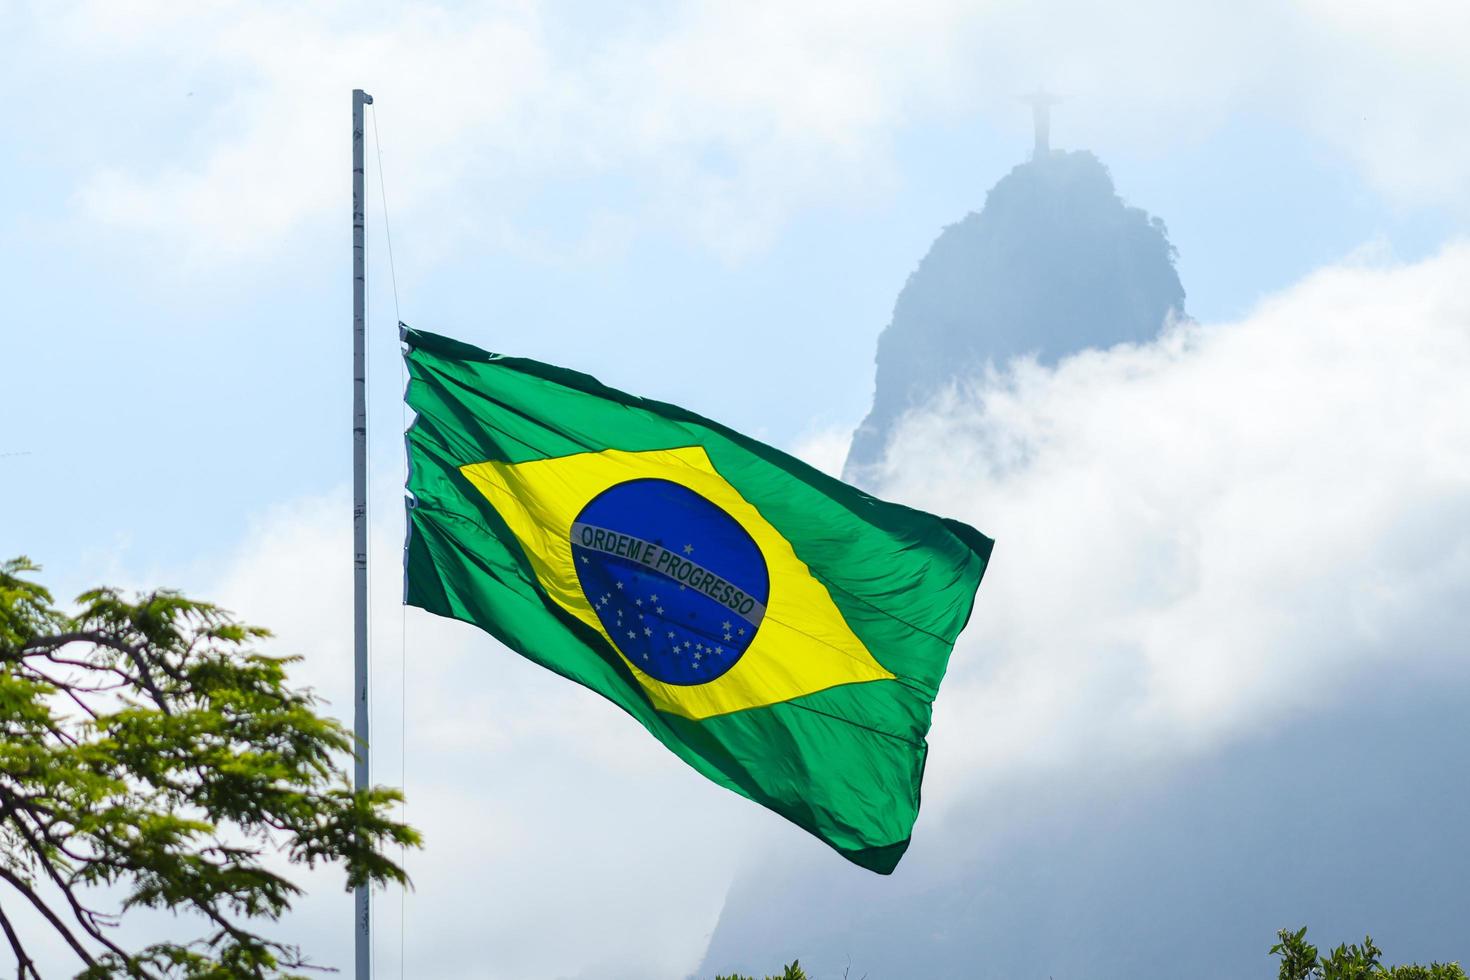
<box><xmin>352</xmin><ymin>86</ymin><xmax>373</xmax><ymax>980</ymax></box>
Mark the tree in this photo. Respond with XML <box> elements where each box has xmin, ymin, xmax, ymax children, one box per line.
<box><xmin>1272</xmin><ymin>926</ymin><xmax>1467</xmax><ymax>980</ymax></box>
<box><xmin>0</xmin><ymin>557</ymin><xmax>420</xmax><ymax>978</ymax></box>
<box><xmin>714</xmin><ymin>961</ymin><xmax>808</xmax><ymax>980</ymax></box>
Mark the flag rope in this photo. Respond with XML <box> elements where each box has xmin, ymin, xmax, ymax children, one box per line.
<box><xmin>369</xmin><ymin>105</ymin><xmax>403</xmax><ymax>327</ymax></box>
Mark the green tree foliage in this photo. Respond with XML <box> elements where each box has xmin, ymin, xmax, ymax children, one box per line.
<box><xmin>0</xmin><ymin>557</ymin><xmax>421</xmax><ymax>978</ymax></box>
<box><xmin>1272</xmin><ymin>926</ymin><xmax>1467</xmax><ymax>980</ymax></box>
<box><xmin>713</xmin><ymin>962</ymin><xmax>808</xmax><ymax>980</ymax></box>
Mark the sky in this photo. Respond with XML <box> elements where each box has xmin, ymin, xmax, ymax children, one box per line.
<box><xmin>3</xmin><ymin>1</ymin><xmax>1469</xmax><ymax>977</ymax></box>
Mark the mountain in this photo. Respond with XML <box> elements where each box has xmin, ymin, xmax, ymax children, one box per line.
<box><xmin>698</xmin><ymin>678</ymin><xmax>1470</xmax><ymax>979</ymax></box>
<box><xmin>845</xmin><ymin>149</ymin><xmax>1186</xmax><ymax>481</ymax></box>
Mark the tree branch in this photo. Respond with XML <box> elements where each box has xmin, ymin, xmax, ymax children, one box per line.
<box><xmin>0</xmin><ymin>803</ymin><xmax>136</xmax><ymax>966</ymax></box>
<box><xmin>0</xmin><ymin>900</ymin><xmax>39</xmax><ymax>980</ymax></box>
<box><xmin>0</xmin><ymin>865</ymin><xmax>98</xmax><ymax>970</ymax></box>
<box><xmin>20</xmin><ymin>632</ymin><xmax>172</xmax><ymax>713</ymax></box>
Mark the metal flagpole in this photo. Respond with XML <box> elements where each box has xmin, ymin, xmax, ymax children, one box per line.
<box><xmin>352</xmin><ymin>86</ymin><xmax>373</xmax><ymax>980</ymax></box>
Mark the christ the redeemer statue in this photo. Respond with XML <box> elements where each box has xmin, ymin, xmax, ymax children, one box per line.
<box><xmin>1021</xmin><ymin>90</ymin><xmax>1060</xmax><ymax>160</ymax></box>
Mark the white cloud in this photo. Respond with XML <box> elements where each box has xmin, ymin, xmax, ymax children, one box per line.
<box><xmin>61</xmin><ymin>2</ymin><xmax>553</xmax><ymax>259</ymax></box>
<box><xmin>199</xmin><ymin>241</ymin><xmax>1470</xmax><ymax>978</ymax></box>
<box><xmin>17</xmin><ymin>481</ymin><xmax>762</xmax><ymax>980</ymax></box>
<box><xmin>869</xmin><ymin>241</ymin><xmax>1470</xmax><ymax>810</ymax></box>
<box><xmin>190</xmin><ymin>486</ymin><xmax>765</xmax><ymax>980</ymax></box>
<box><xmin>20</xmin><ymin>0</ymin><xmax>1470</xmax><ymax>262</ymax></box>
<box><xmin>1290</xmin><ymin>0</ymin><xmax>1470</xmax><ymax>209</ymax></box>
<box><xmin>22</xmin><ymin>243</ymin><xmax>1470</xmax><ymax>977</ymax></box>
<box><xmin>789</xmin><ymin>422</ymin><xmax>855</xmax><ymax>477</ymax></box>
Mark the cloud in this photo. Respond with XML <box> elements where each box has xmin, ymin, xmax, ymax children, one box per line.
<box><xmin>1290</xmin><ymin>0</ymin><xmax>1470</xmax><ymax>209</ymax></box>
<box><xmin>21</xmin><ymin>484</ymin><xmax>762</xmax><ymax>980</ymax></box>
<box><xmin>869</xmin><ymin>241</ymin><xmax>1470</xmax><ymax>811</ymax></box>
<box><xmin>24</xmin><ymin>244</ymin><xmax>1470</xmax><ymax>978</ymax></box>
<box><xmin>704</xmin><ymin>244</ymin><xmax>1470</xmax><ymax>977</ymax></box>
<box><xmin>204</xmin><ymin>241</ymin><xmax>1470</xmax><ymax>978</ymax></box>
<box><xmin>20</xmin><ymin>0</ymin><xmax>1470</xmax><ymax>262</ymax></box>
<box><xmin>190</xmin><ymin>486</ymin><xmax>766</xmax><ymax>980</ymax></box>
<box><xmin>788</xmin><ymin>422</ymin><xmax>855</xmax><ymax>477</ymax></box>
<box><xmin>58</xmin><ymin>2</ymin><xmax>554</xmax><ymax>259</ymax></box>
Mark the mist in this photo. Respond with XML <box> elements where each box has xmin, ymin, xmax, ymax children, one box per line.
<box><xmin>131</xmin><ymin>240</ymin><xmax>1470</xmax><ymax>980</ymax></box>
<box><xmin>705</xmin><ymin>242</ymin><xmax>1470</xmax><ymax>977</ymax></box>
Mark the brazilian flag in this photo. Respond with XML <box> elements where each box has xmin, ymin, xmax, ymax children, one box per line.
<box><xmin>402</xmin><ymin>326</ymin><xmax>992</xmax><ymax>873</ymax></box>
